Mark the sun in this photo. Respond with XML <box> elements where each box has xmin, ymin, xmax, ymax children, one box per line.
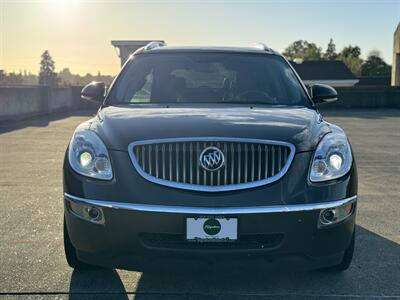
<box><xmin>48</xmin><ymin>0</ymin><xmax>80</xmax><ymax>7</ymax></box>
<box><xmin>46</xmin><ymin>0</ymin><xmax>80</xmax><ymax>15</ymax></box>
<box><xmin>49</xmin><ymin>0</ymin><xmax>79</xmax><ymax>3</ymax></box>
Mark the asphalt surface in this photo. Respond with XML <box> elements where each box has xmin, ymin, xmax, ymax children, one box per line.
<box><xmin>0</xmin><ymin>109</ymin><xmax>399</xmax><ymax>299</ymax></box>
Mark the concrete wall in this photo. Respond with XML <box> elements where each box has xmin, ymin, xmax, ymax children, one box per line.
<box><xmin>0</xmin><ymin>85</ymin><xmax>97</xmax><ymax>122</ymax></box>
<box><xmin>322</xmin><ymin>86</ymin><xmax>400</xmax><ymax>109</ymax></box>
<box><xmin>0</xmin><ymin>85</ymin><xmax>399</xmax><ymax>122</ymax></box>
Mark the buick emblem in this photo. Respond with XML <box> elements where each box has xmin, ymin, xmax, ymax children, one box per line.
<box><xmin>199</xmin><ymin>146</ymin><xmax>225</xmax><ymax>171</ymax></box>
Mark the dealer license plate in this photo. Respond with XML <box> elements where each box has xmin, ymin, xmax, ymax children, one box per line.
<box><xmin>186</xmin><ymin>217</ymin><xmax>238</xmax><ymax>241</ymax></box>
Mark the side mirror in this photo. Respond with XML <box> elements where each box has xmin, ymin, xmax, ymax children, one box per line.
<box><xmin>311</xmin><ymin>84</ymin><xmax>338</xmax><ymax>104</ymax></box>
<box><xmin>81</xmin><ymin>81</ymin><xmax>106</xmax><ymax>102</ymax></box>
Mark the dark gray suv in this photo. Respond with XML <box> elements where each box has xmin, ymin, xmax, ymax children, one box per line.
<box><xmin>63</xmin><ymin>42</ymin><xmax>357</xmax><ymax>272</ymax></box>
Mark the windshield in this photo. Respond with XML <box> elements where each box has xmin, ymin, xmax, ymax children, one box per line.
<box><xmin>109</xmin><ymin>52</ymin><xmax>310</xmax><ymax>106</ymax></box>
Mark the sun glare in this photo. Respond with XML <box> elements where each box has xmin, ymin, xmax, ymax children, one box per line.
<box><xmin>47</xmin><ymin>0</ymin><xmax>80</xmax><ymax>8</ymax></box>
<box><xmin>49</xmin><ymin>0</ymin><xmax>79</xmax><ymax>3</ymax></box>
<box><xmin>45</xmin><ymin>0</ymin><xmax>80</xmax><ymax>18</ymax></box>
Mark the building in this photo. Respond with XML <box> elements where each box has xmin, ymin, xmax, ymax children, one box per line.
<box><xmin>392</xmin><ymin>23</ymin><xmax>400</xmax><ymax>86</ymax></box>
<box><xmin>290</xmin><ymin>60</ymin><xmax>359</xmax><ymax>87</ymax></box>
<box><xmin>111</xmin><ymin>40</ymin><xmax>165</xmax><ymax>66</ymax></box>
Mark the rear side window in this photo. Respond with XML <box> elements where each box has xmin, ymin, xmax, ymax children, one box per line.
<box><xmin>111</xmin><ymin>52</ymin><xmax>309</xmax><ymax>106</ymax></box>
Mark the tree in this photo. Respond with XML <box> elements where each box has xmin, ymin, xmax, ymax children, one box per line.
<box><xmin>58</xmin><ymin>68</ymin><xmax>74</xmax><ymax>86</ymax></box>
<box><xmin>39</xmin><ymin>50</ymin><xmax>58</xmax><ymax>86</ymax></box>
<box><xmin>361</xmin><ymin>51</ymin><xmax>391</xmax><ymax>76</ymax></box>
<box><xmin>0</xmin><ymin>70</ymin><xmax>6</xmax><ymax>83</ymax></box>
<box><xmin>338</xmin><ymin>45</ymin><xmax>363</xmax><ymax>76</ymax></box>
<box><xmin>283</xmin><ymin>40</ymin><xmax>323</xmax><ymax>61</ymax></box>
<box><xmin>340</xmin><ymin>45</ymin><xmax>361</xmax><ymax>58</ymax></box>
<box><xmin>324</xmin><ymin>38</ymin><xmax>337</xmax><ymax>60</ymax></box>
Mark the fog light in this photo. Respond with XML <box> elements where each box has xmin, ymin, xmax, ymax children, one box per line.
<box><xmin>66</xmin><ymin>199</ymin><xmax>105</xmax><ymax>225</ymax></box>
<box><xmin>319</xmin><ymin>203</ymin><xmax>353</xmax><ymax>227</ymax></box>
<box><xmin>322</xmin><ymin>208</ymin><xmax>337</xmax><ymax>223</ymax></box>
<box><xmin>85</xmin><ymin>207</ymin><xmax>102</xmax><ymax>221</ymax></box>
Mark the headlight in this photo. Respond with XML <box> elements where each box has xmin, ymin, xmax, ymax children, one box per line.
<box><xmin>68</xmin><ymin>129</ymin><xmax>113</xmax><ymax>180</ymax></box>
<box><xmin>310</xmin><ymin>132</ymin><xmax>352</xmax><ymax>182</ymax></box>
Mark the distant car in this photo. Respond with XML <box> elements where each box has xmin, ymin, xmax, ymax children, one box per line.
<box><xmin>63</xmin><ymin>42</ymin><xmax>357</xmax><ymax>272</ymax></box>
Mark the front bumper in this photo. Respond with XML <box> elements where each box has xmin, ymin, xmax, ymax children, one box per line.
<box><xmin>64</xmin><ymin>193</ymin><xmax>357</xmax><ymax>270</ymax></box>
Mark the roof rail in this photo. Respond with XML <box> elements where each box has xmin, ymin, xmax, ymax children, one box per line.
<box><xmin>144</xmin><ymin>41</ymin><xmax>166</xmax><ymax>51</ymax></box>
<box><xmin>251</xmin><ymin>42</ymin><xmax>273</xmax><ymax>53</ymax></box>
<box><xmin>133</xmin><ymin>41</ymin><xmax>166</xmax><ymax>56</ymax></box>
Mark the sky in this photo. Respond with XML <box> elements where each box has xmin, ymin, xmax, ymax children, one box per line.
<box><xmin>0</xmin><ymin>0</ymin><xmax>399</xmax><ymax>75</ymax></box>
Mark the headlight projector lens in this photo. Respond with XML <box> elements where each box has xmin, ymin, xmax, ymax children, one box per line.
<box><xmin>79</xmin><ymin>151</ymin><xmax>93</xmax><ymax>168</ymax></box>
<box><xmin>94</xmin><ymin>157</ymin><xmax>109</xmax><ymax>172</ymax></box>
<box><xmin>329</xmin><ymin>154</ymin><xmax>343</xmax><ymax>170</ymax></box>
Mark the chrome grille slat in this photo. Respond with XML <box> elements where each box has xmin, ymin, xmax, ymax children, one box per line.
<box><xmin>258</xmin><ymin>145</ymin><xmax>262</xmax><ymax>181</ymax></box>
<box><xmin>230</xmin><ymin>143</ymin><xmax>234</xmax><ymax>184</ymax></box>
<box><xmin>244</xmin><ymin>144</ymin><xmax>248</xmax><ymax>183</ymax></box>
<box><xmin>237</xmin><ymin>143</ymin><xmax>241</xmax><ymax>185</ymax></box>
<box><xmin>130</xmin><ymin>138</ymin><xmax>294</xmax><ymax>192</ymax></box>
<box><xmin>271</xmin><ymin>145</ymin><xmax>275</xmax><ymax>176</ymax></box>
<box><xmin>148</xmin><ymin>145</ymin><xmax>152</xmax><ymax>176</ymax></box>
<box><xmin>155</xmin><ymin>144</ymin><xmax>159</xmax><ymax>178</ymax></box>
<box><xmin>176</xmin><ymin>143</ymin><xmax>179</xmax><ymax>182</ymax></box>
<box><xmin>223</xmin><ymin>143</ymin><xmax>228</xmax><ymax>185</ymax></box>
<box><xmin>196</xmin><ymin>142</ymin><xmax>200</xmax><ymax>185</ymax></box>
<box><xmin>201</xmin><ymin>142</ymin><xmax>207</xmax><ymax>185</ymax></box>
<box><xmin>183</xmin><ymin>143</ymin><xmax>186</xmax><ymax>183</ymax></box>
<box><xmin>162</xmin><ymin>144</ymin><xmax>166</xmax><ymax>180</ymax></box>
<box><xmin>216</xmin><ymin>142</ymin><xmax>221</xmax><ymax>186</ymax></box>
<box><xmin>251</xmin><ymin>144</ymin><xmax>255</xmax><ymax>182</ymax></box>
<box><xmin>141</xmin><ymin>146</ymin><xmax>145</xmax><ymax>172</ymax></box>
<box><xmin>189</xmin><ymin>142</ymin><xmax>193</xmax><ymax>184</ymax></box>
<box><xmin>169</xmin><ymin>144</ymin><xmax>172</xmax><ymax>181</ymax></box>
<box><xmin>265</xmin><ymin>145</ymin><xmax>269</xmax><ymax>178</ymax></box>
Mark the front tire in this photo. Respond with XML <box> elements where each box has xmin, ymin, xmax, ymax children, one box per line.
<box><xmin>64</xmin><ymin>218</ymin><xmax>95</xmax><ymax>270</ymax></box>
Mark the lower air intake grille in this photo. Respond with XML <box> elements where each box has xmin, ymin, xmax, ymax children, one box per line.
<box><xmin>139</xmin><ymin>233</ymin><xmax>284</xmax><ymax>250</ymax></box>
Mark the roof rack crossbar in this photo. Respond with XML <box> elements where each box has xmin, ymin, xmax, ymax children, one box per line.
<box><xmin>144</xmin><ymin>41</ymin><xmax>167</xmax><ymax>51</ymax></box>
<box><xmin>133</xmin><ymin>41</ymin><xmax>166</xmax><ymax>56</ymax></box>
<box><xmin>251</xmin><ymin>42</ymin><xmax>273</xmax><ymax>53</ymax></box>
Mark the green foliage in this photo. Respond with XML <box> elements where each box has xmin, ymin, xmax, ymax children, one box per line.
<box><xmin>340</xmin><ymin>45</ymin><xmax>361</xmax><ymax>58</ymax></box>
<box><xmin>338</xmin><ymin>45</ymin><xmax>363</xmax><ymax>76</ymax></box>
<box><xmin>0</xmin><ymin>68</ymin><xmax>114</xmax><ymax>86</ymax></box>
<box><xmin>340</xmin><ymin>56</ymin><xmax>363</xmax><ymax>76</ymax></box>
<box><xmin>323</xmin><ymin>38</ymin><xmax>337</xmax><ymax>60</ymax></box>
<box><xmin>39</xmin><ymin>50</ymin><xmax>59</xmax><ymax>86</ymax></box>
<box><xmin>283</xmin><ymin>40</ymin><xmax>323</xmax><ymax>61</ymax></box>
<box><xmin>58</xmin><ymin>68</ymin><xmax>114</xmax><ymax>86</ymax></box>
<box><xmin>0</xmin><ymin>70</ymin><xmax>35</xmax><ymax>85</ymax></box>
<box><xmin>361</xmin><ymin>51</ymin><xmax>391</xmax><ymax>76</ymax></box>
<box><xmin>0</xmin><ymin>70</ymin><xmax>6</xmax><ymax>83</ymax></box>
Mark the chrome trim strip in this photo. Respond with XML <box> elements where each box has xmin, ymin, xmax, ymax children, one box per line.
<box><xmin>127</xmin><ymin>137</ymin><xmax>296</xmax><ymax>192</ymax></box>
<box><xmin>64</xmin><ymin>193</ymin><xmax>357</xmax><ymax>215</ymax></box>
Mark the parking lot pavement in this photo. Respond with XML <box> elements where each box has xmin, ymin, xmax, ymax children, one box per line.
<box><xmin>0</xmin><ymin>109</ymin><xmax>399</xmax><ymax>299</ymax></box>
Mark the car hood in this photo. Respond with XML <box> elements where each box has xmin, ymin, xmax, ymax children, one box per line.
<box><xmin>89</xmin><ymin>104</ymin><xmax>330</xmax><ymax>152</ymax></box>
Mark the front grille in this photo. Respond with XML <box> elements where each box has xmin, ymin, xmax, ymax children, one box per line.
<box><xmin>129</xmin><ymin>138</ymin><xmax>294</xmax><ymax>192</ymax></box>
<box><xmin>139</xmin><ymin>233</ymin><xmax>283</xmax><ymax>250</ymax></box>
